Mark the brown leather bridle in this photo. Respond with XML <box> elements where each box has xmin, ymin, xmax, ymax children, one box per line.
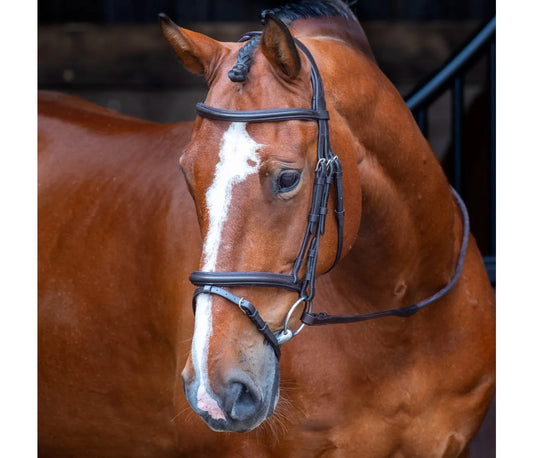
<box><xmin>189</xmin><ymin>30</ymin><xmax>470</xmax><ymax>360</ymax></box>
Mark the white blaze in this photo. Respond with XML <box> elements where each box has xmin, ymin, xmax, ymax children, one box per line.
<box><xmin>192</xmin><ymin>122</ymin><xmax>261</xmax><ymax>417</ymax></box>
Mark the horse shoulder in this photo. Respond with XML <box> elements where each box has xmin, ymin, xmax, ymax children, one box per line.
<box><xmin>38</xmin><ymin>90</ymin><xmax>201</xmax><ymax>455</ymax></box>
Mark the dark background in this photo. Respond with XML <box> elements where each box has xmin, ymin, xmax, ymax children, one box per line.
<box><xmin>38</xmin><ymin>0</ymin><xmax>495</xmax><ymax>249</ymax></box>
<box><xmin>39</xmin><ymin>0</ymin><xmax>494</xmax><ymax>23</ymax></box>
<box><xmin>38</xmin><ymin>0</ymin><xmax>494</xmax><ymax>131</ymax></box>
<box><xmin>38</xmin><ymin>2</ymin><xmax>496</xmax><ymax>455</ymax></box>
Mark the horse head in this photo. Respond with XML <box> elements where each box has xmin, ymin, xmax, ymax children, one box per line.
<box><xmin>161</xmin><ymin>11</ymin><xmax>363</xmax><ymax>432</ymax></box>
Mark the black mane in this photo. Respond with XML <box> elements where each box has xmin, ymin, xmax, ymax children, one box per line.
<box><xmin>261</xmin><ymin>0</ymin><xmax>356</xmax><ymax>26</ymax></box>
<box><xmin>228</xmin><ymin>0</ymin><xmax>357</xmax><ymax>82</ymax></box>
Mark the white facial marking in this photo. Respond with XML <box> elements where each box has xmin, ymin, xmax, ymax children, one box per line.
<box><xmin>202</xmin><ymin>122</ymin><xmax>261</xmax><ymax>271</ymax></box>
<box><xmin>192</xmin><ymin>122</ymin><xmax>261</xmax><ymax>418</ymax></box>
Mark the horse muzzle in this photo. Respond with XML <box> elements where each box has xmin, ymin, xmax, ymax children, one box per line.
<box><xmin>182</xmin><ymin>365</ymin><xmax>280</xmax><ymax>432</ymax></box>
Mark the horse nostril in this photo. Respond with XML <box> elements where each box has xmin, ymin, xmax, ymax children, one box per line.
<box><xmin>226</xmin><ymin>381</ymin><xmax>261</xmax><ymax>422</ymax></box>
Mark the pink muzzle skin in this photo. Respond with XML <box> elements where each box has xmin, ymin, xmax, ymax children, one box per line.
<box><xmin>197</xmin><ymin>385</ymin><xmax>226</xmax><ymax>421</ymax></box>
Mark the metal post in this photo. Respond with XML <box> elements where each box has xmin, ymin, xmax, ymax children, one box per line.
<box><xmin>416</xmin><ymin>108</ymin><xmax>428</xmax><ymax>137</ymax></box>
<box><xmin>452</xmin><ymin>76</ymin><xmax>464</xmax><ymax>194</ymax></box>
<box><xmin>405</xmin><ymin>18</ymin><xmax>496</xmax><ymax>284</ymax></box>
<box><xmin>489</xmin><ymin>39</ymin><xmax>496</xmax><ymax>257</ymax></box>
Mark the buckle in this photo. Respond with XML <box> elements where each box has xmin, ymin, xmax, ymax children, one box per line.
<box><xmin>238</xmin><ymin>297</ymin><xmax>248</xmax><ymax>314</ymax></box>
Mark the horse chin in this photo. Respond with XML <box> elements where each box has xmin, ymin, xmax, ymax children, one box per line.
<box><xmin>201</xmin><ymin>406</ymin><xmax>271</xmax><ymax>433</ymax></box>
<box><xmin>182</xmin><ymin>346</ymin><xmax>280</xmax><ymax>433</ymax></box>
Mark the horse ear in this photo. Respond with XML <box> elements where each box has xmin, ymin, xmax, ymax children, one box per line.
<box><xmin>159</xmin><ymin>13</ymin><xmax>222</xmax><ymax>76</ymax></box>
<box><xmin>260</xmin><ymin>13</ymin><xmax>301</xmax><ymax>79</ymax></box>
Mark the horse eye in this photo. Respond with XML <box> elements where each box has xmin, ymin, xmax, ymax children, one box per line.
<box><xmin>275</xmin><ymin>170</ymin><xmax>301</xmax><ymax>194</ymax></box>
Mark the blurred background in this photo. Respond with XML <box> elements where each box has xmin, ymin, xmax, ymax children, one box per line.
<box><xmin>38</xmin><ymin>1</ymin><xmax>494</xmax><ymax>125</ymax></box>
<box><xmin>38</xmin><ymin>2</ymin><xmax>496</xmax><ymax>455</ymax></box>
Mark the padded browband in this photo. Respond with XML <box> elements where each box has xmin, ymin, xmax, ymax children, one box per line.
<box><xmin>196</xmin><ymin>103</ymin><xmax>329</xmax><ymax>123</ymax></box>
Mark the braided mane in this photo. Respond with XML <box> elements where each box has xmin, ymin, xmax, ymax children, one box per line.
<box><xmin>228</xmin><ymin>0</ymin><xmax>357</xmax><ymax>82</ymax></box>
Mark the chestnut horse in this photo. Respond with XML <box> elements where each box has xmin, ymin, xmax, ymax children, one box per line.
<box><xmin>38</xmin><ymin>1</ymin><xmax>495</xmax><ymax>456</ymax></box>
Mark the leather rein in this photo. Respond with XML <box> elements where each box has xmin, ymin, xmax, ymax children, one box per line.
<box><xmin>189</xmin><ymin>32</ymin><xmax>470</xmax><ymax>360</ymax></box>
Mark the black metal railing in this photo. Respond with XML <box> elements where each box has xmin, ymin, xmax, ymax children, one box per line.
<box><xmin>405</xmin><ymin>17</ymin><xmax>495</xmax><ymax>284</ymax></box>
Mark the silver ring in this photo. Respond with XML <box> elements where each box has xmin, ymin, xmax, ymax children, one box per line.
<box><xmin>282</xmin><ymin>296</ymin><xmax>312</xmax><ymax>339</ymax></box>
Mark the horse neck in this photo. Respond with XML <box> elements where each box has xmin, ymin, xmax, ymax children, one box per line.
<box><xmin>290</xmin><ymin>16</ymin><xmax>376</xmax><ymax>62</ymax></box>
<box><xmin>305</xmin><ymin>26</ymin><xmax>463</xmax><ymax>316</ymax></box>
